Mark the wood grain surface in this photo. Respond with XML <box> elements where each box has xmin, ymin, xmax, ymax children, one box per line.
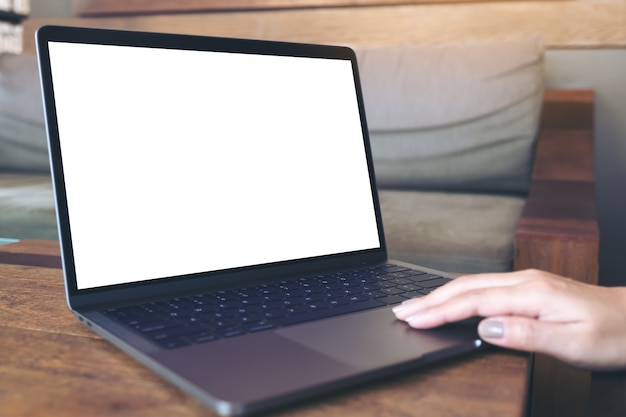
<box><xmin>71</xmin><ymin>0</ymin><xmax>560</xmax><ymax>16</ymax></box>
<box><xmin>23</xmin><ymin>1</ymin><xmax>626</xmax><ymax>55</ymax></box>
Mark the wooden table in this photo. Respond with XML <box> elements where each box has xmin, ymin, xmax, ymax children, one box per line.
<box><xmin>0</xmin><ymin>239</ymin><xmax>529</xmax><ymax>417</ymax></box>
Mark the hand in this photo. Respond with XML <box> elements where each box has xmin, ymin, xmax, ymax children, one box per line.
<box><xmin>392</xmin><ymin>269</ymin><xmax>626</xmax><ymax>370</ymax></box>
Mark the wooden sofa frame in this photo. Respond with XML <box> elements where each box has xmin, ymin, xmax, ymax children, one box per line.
<box><xmin>515</xmin><ymin>89</ymin><xmax>599</xmax><ymax>417</ymax></box>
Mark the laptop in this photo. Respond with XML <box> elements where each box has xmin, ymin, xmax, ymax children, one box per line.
<box><xmin>36</xmin><ymin>25</ymin><xmax>483</xmax><ymax>416</ymax></box>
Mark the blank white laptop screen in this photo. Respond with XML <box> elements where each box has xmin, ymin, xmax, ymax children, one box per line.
<box><xmin>47</xmin><ymin>42</ymin><xmax>381</xmax><ymax>290</ymax></box>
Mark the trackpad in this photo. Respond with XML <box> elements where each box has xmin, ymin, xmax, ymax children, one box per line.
<box><xmin>276</xmin><ymin>307</ymin><xmax>480</xmax><ymax>369</ymax></box>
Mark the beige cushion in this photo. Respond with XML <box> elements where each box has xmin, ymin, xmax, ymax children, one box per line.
<box><xmin>356</xmin><ymin>39</ymin><xmax>544</xmax><ymax>194</ymax></box>
<box><xmin>380</xmin><ymin>189</ymin><xmax>525</xmax><ymax>273</ymax></box>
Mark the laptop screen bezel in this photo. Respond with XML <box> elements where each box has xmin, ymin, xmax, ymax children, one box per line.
<box><xmin>36</xmin><ymin>25</ymin><xmax>388</xmax><ymax>309</ymax></box>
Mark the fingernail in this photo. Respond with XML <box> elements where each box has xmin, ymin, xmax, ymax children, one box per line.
<box><xmin>405</xmin><ymin>312</ymin><xmax>423</xmax><ymax>324</ymax></box>
<box><xmin>392</xmin><ymin>304</ymin><xmax>408</xmax><ymax>314</ymax></box>
<box><xmin>392</xmin><ymin>299</ymin><xmax>418</xmax><ymax>313</ymax></box>
<box><xmin>478</xmin><ymin>320</ymin><xmax>505</xmax><ymax>339</ymax></box>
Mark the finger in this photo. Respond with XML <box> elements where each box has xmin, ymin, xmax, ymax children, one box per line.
<box><xmin>438</xmin><ymin>269</ymin><xmax>547</xmax><ymax>303</ymax></box>
<box><xmin>393</xmin><ymin>270</ymin><xmax>543</xmax><ymax>321</ymax></box>
<box><xmin>477</xmin><ymin>316</ymin><xmax>579</xmax><ymax>362</ymax></box>
<box><xmin>480</xmin><ymin>317</ymin><xmax>625</xmax><ymax>370</ymax></box>
<box><xmin>402</xmin><ymin>282</ymin><xmax>547</xmax><ymax>328</ymax></box>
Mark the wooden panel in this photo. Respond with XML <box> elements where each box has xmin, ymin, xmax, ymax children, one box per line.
<box><xmin>23</xmin><ymin>2</ymin><xmax>626</xmax><ymax>55</ymax></box>
<box><xmin>515</xmin><ymin>180</ymin><xmax>598</xmax><ymax>282</ymax></box>
<box><xmin>517</xmin><ymin>90</ymin><xmax>597</xmax><ymax>248</ymax></box>
<box><xmin>71</xmin><ymin>0</ymin><xmax>555</xmax><ymax>16</ymax></box>
<box><xmin>529</xmin><ymin>355</ymin><xmax>592</xmax><ymax>417</ymax></box>
<box><xmin>519</xmin><ymin>181</ymin><xmax>596</xmax><ymax>227</ymax></box>
<box><xmin>514</xmin><ymin>90</ymin><xmax>598</xmax><ymax>417</ymax></box>
<box><xmin>590</xmin><ymin>371</ymin><xmax>626</xmax><ymax>416</ymax></box>
<box><xmin>531</xmin><ymin>130</ymin><xmax>594</xmax><ymax>182</ymax></box>
<box><xmin>540</xmin><ymin>90</ymin><xmax>594</xmax><ymax>130</ymax></box>
<box><xmin>515</xmin><ymin>228</ymin><xmax>599</xmax><ymax>284</ymax></box>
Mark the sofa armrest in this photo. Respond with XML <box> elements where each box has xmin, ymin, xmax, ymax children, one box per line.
<box><xmin>514</xmin><ymin>89</ymin><xmax>599</xmax><ymax>417</ymax></box>
<box><xmin>514</xmin><ymin>89</ymin><xmax>599</xmax><ymax>282</ymax></box>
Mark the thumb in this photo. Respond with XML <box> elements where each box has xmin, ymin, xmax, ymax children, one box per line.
<box><xmin>478</xmin><ymin>317</ymin><xmax>555</xmax><ymax>354</ymax></box>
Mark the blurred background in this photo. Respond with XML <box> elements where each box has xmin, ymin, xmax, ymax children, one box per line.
<box><xmin>16</xmin><ymin>0</ymin><xmax>626</xmax><ymax>287</ymax></box>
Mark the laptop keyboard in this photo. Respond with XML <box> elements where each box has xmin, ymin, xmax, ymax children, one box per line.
<box><xmin>104</xmin><ymin>264</ymin><xmax>451</xmax><ymax>349</ymax></box>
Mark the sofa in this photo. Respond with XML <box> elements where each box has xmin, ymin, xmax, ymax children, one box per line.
<box><xmin>356</xmin><ymin>38</ymin><xmax>544</xmax><ymax>273</ymax></box>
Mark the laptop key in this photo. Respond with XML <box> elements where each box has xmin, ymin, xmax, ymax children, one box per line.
<box><xmin>376</xmin><ymin>295</ymin><xmax>407</xmax><ymax>305</ymax></box>
<box><xmin>148</xmin><ymin>323</ymin><xmax>210</xmax><ymax>340</ymax></box>
<box><xmin>263</xmin><ymin>310</ymin><xmax>287</xmax><ymax>319</ymax></box>
<box><xmin>192</xmin><ymin>332</ymin><xmax>219</xmax><ymax>344</ymax></box>
<box><xmin>409</xmin><ymin>273</ymin><xmax>444</xmax><ymax>283</ymax></box>
<box><xmin>286</xmin><ymin>305</ymin><xmax>310</xmax><ymax>315</ymax></box>
<box><xmin>217</xmin><ymin>327</ymin><xmax>244</xmax><ymax>338</ymax></box>
<box><xmin>242</xmin><ymin>321</ymin><xmax>275</xmax><ymax>333</ymax></box>
<box><xmin>401</xmin><ymin>291</ymin><xmax>425</xmax><ymax>299</ymax></box>
<box><xmin>380</xmin><ymin>287</ymin><xmax>405</xmax><ymax>296</ymax></box>
<box><xmin>136</xmin><ymin>321</ymin><xmax>181</xmax><ymax>333</ymax></box>
<box><xmin>420</xmin><ymin>277</ymin><xmax>452</xmax><ymax>288</ymax></box>
<box><xmin>328</xmin><ymin>298</ymin><xmax>350</xmax><ymax>307</ymax></box>
<box><xmin>156</xmin><ymin>337</ymin><xmax>192</xmax><ymax>350</ymax></box>
<box><xmin>397</xmin><ymin>283</ymin><xmax>423</xmax><ymax>292</ymax></box>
